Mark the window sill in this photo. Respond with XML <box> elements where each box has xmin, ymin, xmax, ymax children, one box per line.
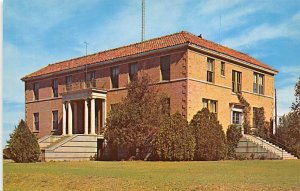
<box><xmin>220</xmin><ymin>75</ymin><xmax>225</xmax><ymax>78</ymax></box>
<box><xmin>51</xmin><ymin>129</ymin><xmax>58</xmax><ymax>132</ymax></box>
<box><xmin>33</xmin><ymin>131</ymin><xmax>39</xmax><ymax>133</ymax></box>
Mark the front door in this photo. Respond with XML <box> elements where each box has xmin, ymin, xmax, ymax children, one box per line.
<box><xmin>232</xmin><ymin>111</ymin><xmax>243</xmax><ymax>133</ymax></box>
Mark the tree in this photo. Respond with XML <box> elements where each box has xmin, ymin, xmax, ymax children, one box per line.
<box><xmin>226</xmin><ymin>125</ymin><xmax>242</xmax><ymax>158</ymax></box>
<box><xmin>105</xmin><ymin>74</ymin><xmax>165</xmax><ymax>160</ymax></box>
<box><xmin>276</xmin><ymin>77</ymin><xmax>300</xmax><ymax>157</ymax></box>
<box><xmin>190</xmin><ymin>108</ymin><xmax>226</xmax><ymax>161</ymax></box>
<box><xmin>152</xmin><ymin>112</ymin><xmax>195</xmax><ymax>161</ymax></box>
<box><xmin>8</xmin><ymin>120</ymin><xmax>40</xmax><ymax>163</ymax></box>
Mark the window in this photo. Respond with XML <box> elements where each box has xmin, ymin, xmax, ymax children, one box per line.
<box><xmin>110</xmin><ymin>103</ymin><xmax>119</xmax><ymax>111</ymax></box>
<box><xmin>66</xmin><ymin>75</ymin><xmax>72</xmax><ymax>86</ymax></box>
<box><xmin>232</xmin><ymin>70</ymin><xmax>242</xmax><ymax>93</ymax></box>
<box><xmin>221</xmin><ymin>62</ymin><xmax>225</xmax><ymax>76</ymax></box>
<box><xmin>253</xmin><ymin>73</ymin><xmax>264</xmax><ymax>94</ymax></box>
<box><xmin>162</xmin><ymin>97</ymin><xmax>171</xmax><ymax>115</ymax></box>
<box><xmin>232</xmin><ymin>111</ymin><xmax>242</xmax><ymax>125</ymax></box>
<box><xmin>253</xmin><ymin>107</ymin><xmax>259</xmax><ymax>128</ymax></box>
<box><xmin>129</xmin><ymin>63</ymin><xmax>138</xmax><ymax>81</ymax></box>
<box><xmin>160</xmin><ymin>55</ymin><xmax>170</xmax><ymax>81</ymax></box>
<box><xmin>52</xmin><ymin>79</ymin><xmax>58</xmax><ymax>97</ymax></box>
<box><xmin>33</xmin><ymin>82</ymin><xmax>39</xmax><ymax>100</ymax></box>
<box><xmin>87</xmin><ymin>71</ymin><xmax>96</xmax><ymax>81</ymax></box>
<box><xmin>110</xmin><ymin>67</ymin><xmax>119</xmax><ymax>88</ymax></box>
<box><xmin>202</xmin><ymin>98</ymin><xmax>217</xmax><ymax>114</ymax></box>
<box><xmin>34</xmin><ymin>113</ymin><xmax>39</xmax><ymax>131</ymax></box>
<box><xmin>207</xmin><ymin>58</ymin><xmax>214</xmax><ymax>82</ymax></box>
<box><xmin>52</xmin><ymin>111</ymin><xmax>58</xmax><ymax>131</ymax></box>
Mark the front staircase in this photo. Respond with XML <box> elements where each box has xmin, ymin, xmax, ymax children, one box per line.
<box><xmin>38</xmin><ymin>134</ymin><xmax>99</xmax><ymax>161</ymax></box>
<box><xmin>236</xmin><ymin>134</ymin><xmax>298</xmax><ymax>160</ymax></box>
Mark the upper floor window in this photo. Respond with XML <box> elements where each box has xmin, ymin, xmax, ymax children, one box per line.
<box><xmin>52</xmin><ymin>79</ymin><xmax>58</xmax><ymax>97</ymax></box>
<box><xmin>202</xmin><ymin>98</ymin><xmax>217</xmax><ymax>115</ymax></box>
<box><xmin>52</xmin><ymin>110</ymin><xmax>58</xmax><ymax>131</ymax></box>
<box><xmin>110</xmin><ymin>67</ymin><xmax>119</xmax><ymax>88</ymax></box>
<box><xmin>232</xmin><ymin>70</ymin><xmax>242</xmax><ymax>93</ymax></box>
<box><xmin>129</xmin><ymin>62</ymin><xmax>138</xmax><ymax>81</ymax></box>
<box><xmin>34</xmin><ymin>113</ymin><xmax>39</xmax><ymax>131</ymax></box>
<box><xmin>221</xmin><ymin>62</ymin><xmax>225</xmax><ymax>76</ymax></box>
<box><xmin>160</xmin><ymin>55</ymin><xmax>170</xmax><ymax>81</ymax></box>
<box><xmin>207</xmin><ymin>58</ymin><xmax>214</xmax><ymax>82</ymax></box>
<box><xmin>33</xmin><ymin>82</ymin><xmax>39</xmax><ymax>100</ymax></box>
<box><xmin>66</xmin><ymin>75</ymin><xmax>72</xmax><ymax>86</ymax></box>
<box><xmin>253</xmin><ymin>72</ymin><xmax>264</xmax><ymax>94</ymax></box>
<box><xmin>87</xmin><ymin>71</ymin><xmax>96</xmax><ymax>81</ymax></box>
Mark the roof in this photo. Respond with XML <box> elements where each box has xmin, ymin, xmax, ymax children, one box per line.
<box><xmin>22</xmin><ymin>31</ymin><xmax>277</xmax><ymax>80</ymax></box>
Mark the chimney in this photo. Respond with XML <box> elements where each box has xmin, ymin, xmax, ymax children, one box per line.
<box><xmin>198</xmin><ymin>34</ymin><xmax>202</xmax><ymax>38</ymax></box>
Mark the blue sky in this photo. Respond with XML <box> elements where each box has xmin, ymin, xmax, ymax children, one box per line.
<box><xmin>3</xmin><ymin>0</ymin><xmax>300</xmax><ymax>147</ymax></box>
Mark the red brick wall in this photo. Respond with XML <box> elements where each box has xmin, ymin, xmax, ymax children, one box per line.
<box><xmin>24</xmin><ymin>47</ymin><xmax>188</xmax><ymax>137</ymax></box>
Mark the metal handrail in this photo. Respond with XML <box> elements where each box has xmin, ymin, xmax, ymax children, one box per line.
<box><xmin>247</xmin><ymin>134</ymin><xmax>285</xmax><ymax>159</ymax></box>
<box><xmin>266</xmin><ymin>135</ymin><xmax>298</xmax><ymax>158</ymax></box>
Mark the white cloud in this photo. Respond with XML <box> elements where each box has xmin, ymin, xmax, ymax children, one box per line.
<box><xmin>221</xmin><ymin>11</ymin><xmax>300</xmax><ymax>49</ymax></box>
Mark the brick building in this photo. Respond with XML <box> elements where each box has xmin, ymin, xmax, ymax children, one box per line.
<box><xmin>21</xmin><ymin>31</ymin><xmax>280</xmax><ymax>161</ymax></box>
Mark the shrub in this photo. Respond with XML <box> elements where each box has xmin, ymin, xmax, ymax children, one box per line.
<box><xmin>8</xmin><ymin>120</ymin><xmax>40</xmax><ymax>163</ymax></box>
<box><xmin>235</xmin><ymin>153</ymin><xmax>247</xmax><ymax>160</ymax></box>
<box><xmin>190</xmin><ymin>108</ymin><xmax>226</xmax><ymax>161</ymax></box>
<box><xmin>226</xmin><ymin>125</ymin><xmax>242</xmax><ymax>158</ymax></box>
<box><xmin>3</xmin><ymin>148</ymin><xmax>11</xmax><ymax>159</ymax></box>
<box><xmin>152</xmin><ymin>112</ymin><xmax>195</xmax><ymax>161</ymax></box>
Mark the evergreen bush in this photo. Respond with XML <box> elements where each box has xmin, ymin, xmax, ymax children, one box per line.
<box><xmin>226</xmin><ymin>125</ymin><xmax>242</xmax><ymax>158</ymax></box>
<box><xmin>152</xmin><ymin>112</ymin><xmax>195</xmax><ymax>161</ymax></box>
<box><xmin>190</xmin><ymin>108</ymin><xmax>226</xmax><ymax>161</ymax></box>
<box><xmin>8</xmin><ymin>120</ymin><xmax>40</xmax><ymax>163</ymax></box>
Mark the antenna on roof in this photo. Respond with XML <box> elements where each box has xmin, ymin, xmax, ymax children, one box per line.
<box><xmin>84</xmin><ymin>41</ymin><xmax>89</xmax><ymax>83</ymax></box>
<box><xmin>219</xmin><ymin>15</ymin><xmax>222</xmax><ymax>45</ymax></box>
<box><xmin>141</xmin><ymin>0</ymin><xmax>145</xmax><ymax>42</ymax></box>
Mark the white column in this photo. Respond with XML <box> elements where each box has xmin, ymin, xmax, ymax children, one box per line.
<box><xmin>68</xmin><ymin>101</ymin><xmax>73</xmax><ymax>135</ymax></box>
<box><xmin>103</xmin><ymin>99</ymin><xmax>107</xmax><ymax>128</ymax></box>
<box><xmin>84</xmin><ymin>99</ymin><xmax>89</xmax><ymax>135</ymax></box>
<box><xmin>73</xmin><ymin>102</ymin><xmax>77</xmax><ymax>134</ymax></box>
<box><xmin>62</xmin><ymin>102</ymin><xmax>66</xmax><ymax>136</ymax></box>
<box><xmin>90</xmin><ymin>98</ymin><xmax>96</xmax><ymax>135</ymax></box>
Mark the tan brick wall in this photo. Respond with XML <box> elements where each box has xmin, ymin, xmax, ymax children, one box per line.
<box><xmin>187</xmin><ymin>49</ymin><xmax>275</xmax><ymax>131</ymax></box>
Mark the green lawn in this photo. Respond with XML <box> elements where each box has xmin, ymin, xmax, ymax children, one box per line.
<box><xmin>3</xmin><ymin>160</ymin><xmax>300</xmax><ymax>191</ymax></box>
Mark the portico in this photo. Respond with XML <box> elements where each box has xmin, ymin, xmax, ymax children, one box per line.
<box><xmin>61</xmin><ymin>89</ymin><xmax>107</xmax><ymax>136</ymax></box>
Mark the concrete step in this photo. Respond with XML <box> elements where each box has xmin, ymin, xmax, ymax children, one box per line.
<box><xmin>243</xmin><ymin>135</ymin><xmax>298</xmax><ymax>160</ymax></box>
<box><xmin>40</xmin><ymin>134</ymin><xmax>99</xmax><ymax>161</ymax></box>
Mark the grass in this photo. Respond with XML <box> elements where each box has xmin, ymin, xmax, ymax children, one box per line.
<box><xmin>3</xmin><ymin>160</ymin><xmax>300</xmax><ymax>191</ymax></box>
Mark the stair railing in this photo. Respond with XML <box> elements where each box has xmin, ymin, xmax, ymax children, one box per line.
<box><xmin>265</xmin><ymin>135</ymin><xmax>298</xmax><ymax>158</ymax></box>
<box><xmin>247</xmin><ymin>134</ymin><xmax>285</xmax><ymax>159</ymax></box>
